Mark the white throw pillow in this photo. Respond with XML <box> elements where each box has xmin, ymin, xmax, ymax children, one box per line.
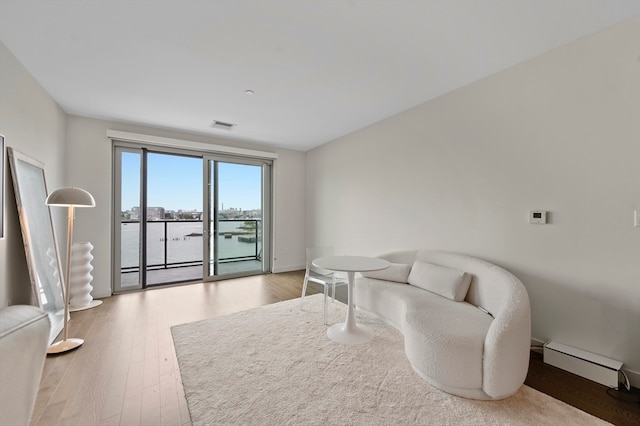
<box><xmin>407</xmin><ymin>261</ymin><xmax>472</xmax><ymax>301</ymax></box>
<box><xmin>360</xmin><ymin>262</ymin><xmax>411</xmax><ymax>283</ymax></box>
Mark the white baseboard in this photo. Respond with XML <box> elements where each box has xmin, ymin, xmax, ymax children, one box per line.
<box><xmin>531</xmin><ymin>337</ymin><xmax>546</xmax><ymax>348</ymax></box>
<box><xmin>272</xmin><ymin>264</ymin><xmax>305</xmax><ymax>274</ymax></box>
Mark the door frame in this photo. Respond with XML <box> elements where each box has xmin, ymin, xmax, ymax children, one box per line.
<box><xmin>111</xmin><ymin>136</ymin><xmax>275</xmax><ymax>293</ymax></box>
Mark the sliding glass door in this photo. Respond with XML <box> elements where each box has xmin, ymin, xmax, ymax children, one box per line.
<box><xmin>145</xmin><ymin>152</ymin><xmax>203</xmax><ymax>286</ymax></box>
<box><xmin>113</xmin><ymin>144</ymin><xmax>272</xmax><ymax>292</ymax></box>
<box><xmin>204</xmin><ymin>156</ymin><xmax>271</xmax><ymax>281</ymax></box>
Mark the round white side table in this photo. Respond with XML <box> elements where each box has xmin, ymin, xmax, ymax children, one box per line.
<box><xmin>312</xmin><ymin>256</ymin><xmax>390</xmax><ymax>345</ymax></box>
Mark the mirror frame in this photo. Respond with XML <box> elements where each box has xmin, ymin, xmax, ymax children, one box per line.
<box><xmin>7</xmin><ymin>147</ymin><xmax>64</xmax><ymax>343</ymax></box>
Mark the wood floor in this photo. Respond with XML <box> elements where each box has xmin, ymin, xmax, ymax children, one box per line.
<box><xmin>30</xmin><ymin>271</ymin><xmax>640</xmax><ymax>426</ymax></box>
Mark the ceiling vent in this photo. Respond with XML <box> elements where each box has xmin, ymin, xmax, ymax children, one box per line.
<box><xmin>210</xmin><ymin>120</ymin><xmax>236</xmax><ymax>130</ymax></box>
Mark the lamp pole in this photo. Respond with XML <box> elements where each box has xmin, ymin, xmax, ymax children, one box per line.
<box><xmin>61</xmin><ymin>205</ymin><xmax>74</xmax><ymax>342</ymax></box>
<box><xmin>46</xmin><ymin>187</ymin><xmax>94</xmax><ymax>354</ymax></box>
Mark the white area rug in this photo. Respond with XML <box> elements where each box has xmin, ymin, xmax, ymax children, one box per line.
<box><xmin>171</xmin><ymin>295</ymin><xmax>607</xmax><ymax>425</ymax></box>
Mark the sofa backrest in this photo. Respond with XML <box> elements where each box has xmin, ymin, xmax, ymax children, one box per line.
<box><xmin>375</xmin><ymin>250</ymin><xmax>524</xmax><ymax>318</ymax></box>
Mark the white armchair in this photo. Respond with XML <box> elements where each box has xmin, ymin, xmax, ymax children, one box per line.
<box><xmin>0</xmin><ymin>305</ymin><xmax>50</xmax><ymax>425</ymax></box>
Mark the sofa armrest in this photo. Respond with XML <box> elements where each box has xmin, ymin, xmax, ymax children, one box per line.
<box><xmin>481</xmin><ymin>283</ymin><xmax>532</xmax><ymax>398</ymax></box>
<box><xmin>0</xmin><ymin>305</ymin><xmax>50</xmax><ymax>425</ymax></box>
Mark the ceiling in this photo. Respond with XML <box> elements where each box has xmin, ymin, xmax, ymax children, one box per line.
<box><xmin>1</xmin><ymin>1</ymin><xmax>639</xmax><ymax>152</ymax></box>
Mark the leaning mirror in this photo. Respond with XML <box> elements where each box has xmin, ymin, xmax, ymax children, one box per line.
<box><xmin>8</xmin><ymin>148</ymin><xmax>64</xmax><ymax>343</ymax></box>
<box><xmin>1</xmin><ymin>134</ymin><xmax>4</xmax><ymax>238</ymax></box>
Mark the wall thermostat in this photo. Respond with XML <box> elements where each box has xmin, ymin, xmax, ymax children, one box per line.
<box><xmin>529</xmin><ymin>210</ymin><xmax>547</xmax><ymax>224</ymax></box>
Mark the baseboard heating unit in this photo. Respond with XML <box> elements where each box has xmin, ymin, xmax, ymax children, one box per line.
<box><xmin>543</xmin><ymin>341</ymin><xmax>623</xmax><ymax>388</ymax></box>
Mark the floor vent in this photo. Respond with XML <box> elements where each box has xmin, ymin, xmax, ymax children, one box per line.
<box><xmin>543</xmin><ymin>341</ymin><xmax>623</xmax><ymax>388</ymax></box>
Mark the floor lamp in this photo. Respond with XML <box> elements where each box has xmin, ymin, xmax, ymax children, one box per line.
<box><xmin>46</xmin><ymin>187</ymin><xmax>95</xmax><ymax>354</ymax></box>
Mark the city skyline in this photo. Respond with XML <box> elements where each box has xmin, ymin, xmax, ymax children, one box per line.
<box><xmin>121</xmin><ymin>152</ymin><xmax>262</xmax><ymax>211</ymax></box>
<box><xmin>121</xmin><ymin>205</ymin><xmax>261</xmax><ymax>222</ymax></box>
<box><xmin>122</xmin><ymin>205</ymin><xmax>261</xmax><ymax>213</ymax></box>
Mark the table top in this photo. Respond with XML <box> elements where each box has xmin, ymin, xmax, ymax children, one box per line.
<box><xmin>312</xmin><ymin>255</ymin><xmax>390</xmax><ymax>273</ymax></box>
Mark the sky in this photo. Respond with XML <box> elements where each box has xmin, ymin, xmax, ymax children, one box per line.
<box><xmin>121</xmin><ymin>152</ymin><xmax>262</xmax><ymax>211</ymax></box>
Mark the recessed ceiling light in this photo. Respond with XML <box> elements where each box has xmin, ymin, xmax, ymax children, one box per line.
<box><xmin>245</xmin><ymin>89</ymin><xmax>255</xmax><ymax>95</ymax></box>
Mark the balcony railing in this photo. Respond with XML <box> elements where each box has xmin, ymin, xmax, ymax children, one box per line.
<box><xmin>120</xmin><ymin>219</ymin><xmax>261</xmax><ymax>275</ymax></box>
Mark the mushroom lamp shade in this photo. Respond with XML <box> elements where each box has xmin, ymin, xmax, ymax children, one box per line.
<box><xmin>46</xmin><ymin>187</ymin><xmax>95</xmax><ymax>207</ymax></box>
<box><xmin>45</xmin><ymin>187</ymin><xmax>95</xmax><ymax>354</ymax></box>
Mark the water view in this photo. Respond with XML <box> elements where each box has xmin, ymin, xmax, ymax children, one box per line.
<box><xmin>121</xmin><ymin>220</ymin><xmax>262</xmax><ymax>270</ymax></box>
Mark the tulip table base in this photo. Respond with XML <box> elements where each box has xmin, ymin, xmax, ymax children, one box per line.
<box><xmin>312</xmin><ymin>256</ymin><xmax>390</xmax><ymax>345</ymax></box>
<box><xmin>327</xmin><ymin>320</ymin><xmax>375</xmax><ymax>345</ymax></box>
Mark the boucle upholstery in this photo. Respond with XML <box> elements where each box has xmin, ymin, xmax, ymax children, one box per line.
<box><xmin>0</xmin><ymin>305</ymin><xmax>50</xmax><ymax>424</ymax></box>
<box><xmin>354</xmin><ymin>250</ymin><xmax>531</xmax><ymax>400</ymax></box>
<box><xmin>407</xmin><ymin>261</ymin><xmax>472</xmax><ymax>301</ymax></box>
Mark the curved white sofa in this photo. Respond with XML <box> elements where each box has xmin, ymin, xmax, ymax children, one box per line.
<box><xmin>354</xmin><ymin>250</ymin><xmax>531</xmax><ymax>400</ymax></box>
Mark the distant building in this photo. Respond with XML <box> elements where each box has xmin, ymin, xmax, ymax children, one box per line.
<box><xmin>219</xmin><ymin>207</ymin><xmax>261</xmax><ymax>220</ymax></box>
<box><xmin>175</xmin><ymin>209</ymin><xmax>202</xmax><ymax>220</ymax></box>
<box><xmin>147</xmin><ymin>207</ymin><xmax>165</xmax><ymax>220</ymax></box>
<box><xmin>123</xmin><ymin>206</ymin><xmax>167</xmax><ymax>220</ymax></box>
<box><xmin>128</xmin><ymin>206</ymin><xmax>140</xmax><ymax>220</ymax></box>
<box><xmin>122</xmin><ymin>207</ymin><xmax>222</xmax><ymax>221</ymax></box>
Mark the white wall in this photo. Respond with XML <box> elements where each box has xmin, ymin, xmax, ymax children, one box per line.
<box><xmin>0</xmin><ymin>42</ymin><xmax>67</xmax><ymax>307</ymax></box>
<box><xmin>65</xmin><ymin>116</ymin><xmax>307</xmax><ymax>298</ymax></box>
<box><xmin>272</xmin><ymin>148</ymin><xmax>307</xmax><ymax>272</ymax></box>
<box><xmin>306</xmin><ymin>17</ymin><xmax>640</xmax><ymax>383</ymax></box>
